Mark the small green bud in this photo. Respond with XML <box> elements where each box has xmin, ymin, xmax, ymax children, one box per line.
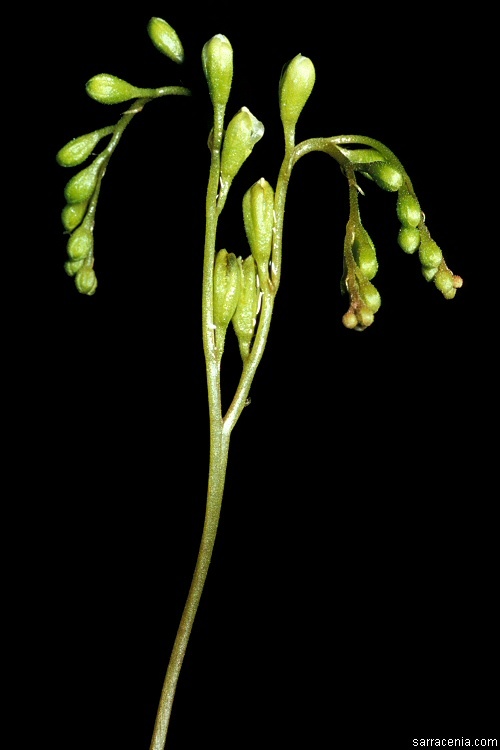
<box><xmin>352</xmin><ymin>229</ymin><xmax>378</xmax><ymax>280</ymax></box>
<box><xmin>366</xmin><ymin>162</ymin><xmax>403</xmax><ymax>192</ymax></box>
<box><xmin>359</xmin><ymin>279</ymin><xmax>381</xmax><ymax>313</ymax></box>
<box><xmin>57</xmin><ymin>131</ymin><xmax>102</xmax><ymax>167</ymax></box>
<box><xmin>75</xmin><ymin>265</ymin><xmax>97</xmax><ymax>296</ymax></box>
<box><xmin>419</xmin><ymin>239</ymin><xmax>443</xmax><ymax>268</ymax></box>
<box><xmin>220</xmin><ymin>107</ymin><xmax>264</xmax><ymax>186</ymax></box>
<box><xmin>242</xmin><ymin>178</ymin><xmax>275</xmax><ymax>276</ymax></box>
<box><xmin>422</xmin><ymin>266</ymin><xmax>438</xmax><ymax>281</ymax></box>
<box><xmin>86</xmin><ymin>74</ymin><xmax>155</xmax><ymax>104</ymax></box>
<box><xmin>61</xmin><ymin>201</ymin><xmax>89</xmax><ymax>232</ymax></box>
<box><xmin>340</xmin><ymin>147</ymin><xmax>385</xmax><ymax>165</ymax></box>
<box><xmin>232</xmin><ymin>256</ymin><xmax>260</xmax><ymax>360</ymax></box>
<box><xmin>147</xmin><ymin>17</ymin><xmax>184</xmax><ymax>64</ymax></box>
<box><xmin>342</xmin><ymin>310</ymin><xmax>359</xmax><ymax>329</ymax></box>
<box><xmin>279</xmin><ymin>54</ymin><xmax>316</xmax><ymax>135</ymax></box>
<box><xmin>357</xmin><ymin>308</ymin><xmax>374</xmax><ymax>328</ymax></box>
<box><xmin>202</xmin><ymin>34</ymin><xmax>233</xmax><ymax>108</ymax></box>
<box><xmin>64</xmin><ymin>155</ymin><xmax>105</xmax><ymax>204</ymax></box>
<box><xmin>398</xmin><ymin>226</ymin><xmax>420</xmax><ymax>254</ymax></box>
<box><xmin>434</xmin><ymin>268</ymin><xmax>455</xmax><ymax>296</ymax></box>
<box><xmin>67</xmin><ymin>225</ymin><xmax>94</xmax><ymax>261</ymax></box>
<box><xmin>213</xmin><ymin>250</ymin><xmax>242</xmax><ymax>330</ymax></box>
<box><xmin>64</xmin><ymin>258</ymin><xmax>85</xmax><ymax>277</ymax></box>
<box><xmin>397</xmin><ymin>189</ymin><xmax>421</xmax><ymax>228</ymax></box>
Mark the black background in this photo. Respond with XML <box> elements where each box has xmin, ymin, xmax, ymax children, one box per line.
<box><xmin>24</xmin><ymin>3</ymin><xmax>497</xmax><ymax>749</ymax></box>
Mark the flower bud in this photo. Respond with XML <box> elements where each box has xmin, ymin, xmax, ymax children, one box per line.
<box><xmin>57</xmin><ymin>131</ymin><xmax>102</xmax><ymax>167</ymax></box>
<box><xmin>64</xmin><ymin>155</ymin><xmax>105</xmax><ymax>204</ymax></box>
<box><xmin>366</xmin><ymin>162</ymin><xmax>403</xmax><ymax>192</ymax></box>
<box><xmin>66</xmin><ymin>226</ymin><xmax>94</xmax><ymax>261</ymax></box>
<box><xmin>359</xmin><ymin>279</ymin><xmax>381</xmax><ymax>313</ymax></box>
<box><xmin>213</xmin><ymin>250</ymin><xmax>241</xmax><ymax>330</ymax></box>
<box><xmin>352</xmin><ymin>229</ymin><xmax>378</xmax><ymax>280</ymax></box>
<box><xmin>86</xmin><ymin>74</ymin><xmax>155</xmax><ymax>104</ymax></box>
<box><xmin>232</xmin><ymin>256</ymin><xmax>260</xmax><ymax>360</ymax></box>
<box><xmin>202</xmin><ymin>34</ymin><xmax>233</xmax><ymax>108</ymax></box>
<box><xmin>397</xmin><ymin>189</ymin><xmax>421</xmax><ymax>228</ymax></box>
<box><xmin>75</xmin><ymin>265</ymin><xmax>97</xmax><ymax>296</ymax></box>
<box><xmin>242</xmin><ymin>178</ymin><xmax>274</xmax><ymax>275</ymax></box>
<box><xmin>397</xmin><ymin>226</ymin><xmax>420</xmax><ymax>254</ymax></box>
<box><xmin>147</xmin><ymin>17</ymin><xmax>184</xmax><ymax>64</ymax></box>
<box><xmin>434</xmin><ymin>268</ymin><xmax>455</xmax><ymax>297</ymax></box>
<box><xmin>220</xmin><ymin>107</ymin><xmax>264</xmax><ymax>186</ymax></box>
<box><xmin>422</xmin><ymin>266</ymin><xmax>438</xmax><ymax>281</ymax></box>
<box><xmin>61</xmin><ymin>201</ymin><xmax>89</xmax><ymax>232</ymax></box>
<box><xmin>419</xmin><ymin>239</ymin><xmax>442</xmax><ymax>268</ymax></box>
<box><xmin>279</xmin><ymin>54</ymin><xmax>315</xmax><ymax>136</ymax></box>
<box><xmin>64</xmin><ymin>259</ymin><xmax>85</xmax><ymax>277</ymax></box>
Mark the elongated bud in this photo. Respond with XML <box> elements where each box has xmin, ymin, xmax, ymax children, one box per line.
<box><xmin>75</xmin><ymin>264</ymin><xmax>97</xmax><ymax>296</ymax></box>
<box><xmin>64</xmin><ymin>259</ymin><xmax>85</xmax><ymax>277</ymax></box>
<box><xmin>66</xmin><ymin>225</ymin><xmax>94</xmax><ymax>261</ymax></box>
<box><xmin>232</xmin><ymin>256</ymin><xmax>260</xmax><ymax>360</ymax></box>
<box><xmin>242</xmin><ymin>178</ymin><xmax>274</xmax><ymax>277</ymax></box>
<box><xmin>397</xmin><ymin>188</ymin><xmax>421</xmax><ymax>227</ymax></box>
<box><xmin>419</xmin><ymin>239</ymin><xmax>443</xmax><ymax>269</ymax></box>
<box><xmin>57</xmin><ymin>131</ymin><xmax>103</xmax><ymax>167</ymax></box>
<box><xmin>61</xmin><ymin>201</ymin><xmax>89</xmax><ymax>232</ymax></box>
<box><xmin>359</xmin><ymin>279</ymin><xmax>381</xmax><ymax>313</ymax></box>
<box><xmin>398</xmin><ymin>226</ymin><xmax>420</xmax><ymax>254</ymax></box>
<box><xmin>352</xmin><ymin>228</ymin><xmax>378</xmax><ymax>280</ymax></box>
<box><xmin>64</xmin><ymin>155</ymin><xmax>105</xmax><ymax>204</ymax></box>
<box><xmin>279</xmin><ymin>54</ymin><xmax>315</xmax><ymax>137</ymax></box>
<box><xmin>86</xmin><ymin>74</ymin><xmax>156</xmax><ymax>104</ymax></box>
<box><xmin>433</xmin><ymin>268</ymin><xmax>456</xmax><ymax>299</ymax></box>
<box><xmin>366</xmin><ymin>162</ymin><xmax>403</xmax><ymax>192</ymax></box>
<box><xmin>202</xmin><ymin>34</ymin><xmax>233</xmax><ymax>108</ymax></box>
<box><xmin>220</xmin><ymin>107</ymin><xmax>264</xmax><ymax>186</ymax></box>
<box><xmin>213</xmin><ymin>250</ymin><xmax>241</xmax><ymax>330</ymax></box>
<box><xmin>147</xmin><ymin>17</ymin><xmax>184</xmax><ymax>64</ymax></box>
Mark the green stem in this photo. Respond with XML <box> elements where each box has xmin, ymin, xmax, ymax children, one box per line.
<box><xmin>149</xmin><ymin>102</ymin><xmax>228</xmax><ymax>750</ymax></box>
<box><xmin>148</xmin><ymin>432</ymin><xmax>230</xmax><ymax>750</ymax></box>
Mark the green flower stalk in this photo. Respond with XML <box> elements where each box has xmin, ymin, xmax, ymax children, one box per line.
<box><xmin>56</xmin><ymin>16</ymin><xmax>463</xmax><ymax>750</ymax></box>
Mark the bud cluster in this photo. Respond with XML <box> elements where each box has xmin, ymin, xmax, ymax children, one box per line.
<box><xmin>57</xmin><ymin>128</ymin><xmax>116</xmax><ymax>295</ymax></box>
<box><xmin>342</xmin><ymin>223</ymin><xmax>382</xmax><ymax>331</ymax></box>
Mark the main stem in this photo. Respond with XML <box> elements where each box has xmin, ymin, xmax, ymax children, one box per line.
<box><xmin>149</xmin><ymin>104</ymin><xmax>228</xmax><ymax>750</ymax></box>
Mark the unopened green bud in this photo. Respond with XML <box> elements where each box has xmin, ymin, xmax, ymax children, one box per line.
<box><xmin>367</xmin><ymin>162</ymin><xmax>403</xmax><ymax>192</ymax></box>
<box><xmin>398</xmin><ymin>226</ymin><xmax>420</xmax><ymax>254</ymax></box>
<box><xmin>220</xmin><ymin>107</ymin><xmax>264</xmax><ymax>186</ymax></box>
<box><xmin>419</xmin><ymin>239</ymin><xmax>442</xmax><ymax>268</ymax></box>
<box><xmin>75</xmin><ymin>265</ymin><xmax>97</xmax><ymax>296</ymax></box>
<box><xmin>232</xmin><ymin>256</ymin><xmax>260</xmax><ymax>360</ymax></box>
<box><xmin>213</xmin><ymin>250</ymin><xmax>241</xmax><ymax>330</ymax></box>
<box><xmin>202</xmin><ymin>34</ymin><xmax>233</xmax><ymax>108</ymax></box>
<box><xmin>279</xmin><ymin>54</ymin><xmax>315</xmax><ymax>135</ymax></box>
<box><xmin>86</xmin><ymin>74</ymin><xmax>156</xmax><ymax>104</ymax></box>
<box><xmin>359</xmin><ymin>279</ymin><xmax>381</xmax><ymax>313</ymax></box>
<box><xmin>342</xmin><ymin>310</ymin><xmax>358</xmax><ymax>329</ymax></box>
<box><xmin>61</xmin><ymin>201</ymin><xmax>89</xmax><ymax>232</ymax></box>
<box><xmin>397</xmin><ymin>189</ymin><xmax>421</xmax><ymax>227</ymax></box>
<box><xmin>67</xmin><ymin>225</ymin><xmax>93</xmax><ymax>261</ymax></box>
<box><xmin>341</xmin><ymin>147</ymin><xmax>385</xmax><ymax>165</ymax></box>
<box><xmin>242</xmin><ymin>178</ymin><xmax>274</xmax><ymax>276</ymax></box>
<box><xmin>352</xmin><ymin>229</ymin><xmax>378</xmax><ymax>280</ymax></box>
<box><xmin>357</xmin><ymin>308</ymin><xmax>374</xmax><ymax>328</ymax></box>
<box><xmin>64</xmin><ymin>258</ymin><xmax>85</xmax><ymax>277</ymax></box>
<box><xmin>147</xmin><ymin>17</ymin><xmax>184</xmax><ymax>64</ymax></box>
<box><xmin>422</xmin><ymin>266</ymin><xmax>438</xmax><ymax>281</ymax></box>
<box><xmin>434</xmin><ymin>268</ymin><xmax>455</xmax><ymax>297</ymax></box>
<box><xmin>57</xmin><ymin>131</ymin><xmax>102</xmax><ymax>167</ymax></box>
<box><xmin>64</xmin><ymin>155</ymin><xmax>105</xmax><ymax>204</ymax></box>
